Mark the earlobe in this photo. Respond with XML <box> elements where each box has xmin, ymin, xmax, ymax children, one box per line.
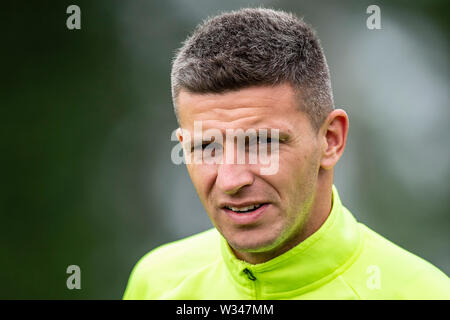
<box><xmin>320</xmin><ymin>109</ymin><xmax>349</xmax><ymax>170</ymax></box>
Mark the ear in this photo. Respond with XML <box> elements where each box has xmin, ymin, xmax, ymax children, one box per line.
<box><xmin>176</xmin><ymin>127</ymin><xmax>183</xmax><ymax>143</ymax></box>
<box><xmin>319</xmin><ymin>109</ymin><xmax>349</xmax><ymax>170</ymax></box>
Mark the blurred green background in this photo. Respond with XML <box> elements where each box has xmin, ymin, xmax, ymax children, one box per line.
<box><xmin>1</xmin><ymin>0</ymin><xmax>448</xmax><ymax>299</ymax></box>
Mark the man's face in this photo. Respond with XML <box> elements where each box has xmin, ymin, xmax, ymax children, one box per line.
<box><xmin>177</xmin><ymin>84</ymin><xmax>323</xmax><ymax>256</ymax></box>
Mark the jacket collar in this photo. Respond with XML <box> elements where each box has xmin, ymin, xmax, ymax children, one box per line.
<box><xmin>219</xmin><ymin>185</ymin><xmax>362</xmax><ymax>297</ymax></box>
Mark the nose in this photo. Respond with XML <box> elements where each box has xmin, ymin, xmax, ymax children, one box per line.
<box><xmin>216</xmin><ymin>163</ymin><xmax>255</xmax><ymax>195</ymax></box>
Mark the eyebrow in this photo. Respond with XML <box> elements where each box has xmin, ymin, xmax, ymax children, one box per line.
<box><xmin>191</xmin><ymin>129</ymin><xmax>291</xmax><ymax>144</ymax></box>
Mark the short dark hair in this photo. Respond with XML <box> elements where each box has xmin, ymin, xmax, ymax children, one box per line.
<box><xmin>171</xmin><ymin>8</ymin><xmax>334</xmax><ymax>130</ymax></box>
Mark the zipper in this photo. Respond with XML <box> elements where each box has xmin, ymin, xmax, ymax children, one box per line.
<box><xmin>243</xmin><ymin>268</ymin><xmax>256</xmax><ymax>281</ymax></box>
<box><xmin>243</xmin><ymin>268</ymin><xmax>259</xmax><ymax>299</ymax></box>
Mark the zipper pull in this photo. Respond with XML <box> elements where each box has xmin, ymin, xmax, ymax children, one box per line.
<box><xmin>243</xmin><ymin>268</ymin><xmax>257</xmax><ymax>281</ymax></box>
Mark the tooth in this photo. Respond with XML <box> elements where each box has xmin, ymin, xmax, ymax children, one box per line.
<box><xmin>226</xmin><ymin>204</ymin><xmax>262</xmax><ymax>212</ymax></box>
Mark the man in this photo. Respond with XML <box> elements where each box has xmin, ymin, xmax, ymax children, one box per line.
<box><xmin>123</xmin><ymin>8</ymin><xmax>449</xmax><ymax>299</ymax></box>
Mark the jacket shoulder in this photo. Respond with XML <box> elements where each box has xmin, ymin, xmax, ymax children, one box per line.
<box><xmin>343</xmin><ymin>223</ymin><xmax>450</xmax><ymax>299</ymax></box>
<box><xmin>123</xmin><ymin>228</ymin><xmax>221</xmax><ymax>299</ymax></box>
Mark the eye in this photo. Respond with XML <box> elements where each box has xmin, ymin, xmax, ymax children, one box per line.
<box><xmin>191</xmin><ymin>141</ymin><xmax>222</xmax><ymax>152</ymax></box>
<box><xmin>257</xmin><ymin>136</ymin><xmax>272</xmax><ymax>144</ymax></box>
<box><xmin>191</xmin><ymin>142</ymin><xmax>209</xmax><ymax>152</ymax></box>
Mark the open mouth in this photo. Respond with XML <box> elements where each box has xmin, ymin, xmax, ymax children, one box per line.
<box><xmin>224</xmin><ymin>203</ymin><xmax>263</xmax><ymax>214</ymax></box>
<box><xmin>222</xmin><ymin>203</ymin><xmax>270</xmax><ymax>224</ymax></box>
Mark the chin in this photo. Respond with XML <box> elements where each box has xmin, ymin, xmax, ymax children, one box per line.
<box><xmin>226</xmin><ymin>228</ymin><xmax>281</xmax><ymax>253</ymax></box>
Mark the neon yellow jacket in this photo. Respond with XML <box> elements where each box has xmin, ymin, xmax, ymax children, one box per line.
<box><xmin>123</xmin><ymin>186</ymin><xmax>450</xmax><ymax>299</ymax></box>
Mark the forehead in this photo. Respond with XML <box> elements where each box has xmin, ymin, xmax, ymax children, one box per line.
<box><xmin>177</xmin><ymin>84</ymin><xmax>309</xmax><ymax>131</ymax></box>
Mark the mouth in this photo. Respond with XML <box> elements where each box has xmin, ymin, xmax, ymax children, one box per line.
<box><xmin>224</xmin><ymin>203</ymin><xmax>264</xmax><ymax>213</ymax></box>
<box><xmin>221</xmin><ymin>203</ymin><xmax>270</xmax><ymax>224</ymax></box>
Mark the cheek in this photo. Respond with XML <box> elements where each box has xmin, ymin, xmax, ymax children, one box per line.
<box><xmin>186</xmin><ymin>164</ymin><xmax>217</xmax><ymax>201</ymax></box>
<box><xmin>274</xmin><ymin>150</ymin><xmax>319</xmax><ymax>203</ymax></box>
<box><xmin>275</xmin><ymin>152</ymin><xmax>309</xmax><ymax>184</ymax></box>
